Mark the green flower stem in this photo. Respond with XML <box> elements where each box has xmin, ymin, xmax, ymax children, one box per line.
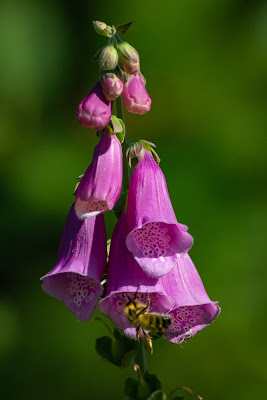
<box><xmin>136</xmin><ymin>341</ymin><xmax>147</xmax><ymax>376</ymax></box>
<box><xmin>115</xmin><ymin>96</ymin><xmax>130</xmax><ymax>194</ymax></box>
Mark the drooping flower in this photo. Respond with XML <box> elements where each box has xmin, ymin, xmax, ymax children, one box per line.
<box><xmin>41</xmin><ymin>204</ymin><xmax>107</xmax><ymax>321</ymax></box>
<box><xmin>126</xmin><ymin>148</ymin><xmax>193</xmax><ymax>278</ymax></box>
<box><xmin>101</xmin><ymin>72</ymin><xmax>123</xmax><ymax>101</ymax></box>
<box><xmin>162</xmin><ymin>253</ymin><xmax>220</xmax><ymax>343</ymax></box>
<box><xmin>122</xmin><ymin>73</ymin><xmax>151</xmax><ymax>114</ymax></box>
<box><xmin>77</xmin><ymin>81</ymin><xmax>112</xmax><ymax>130</ymax></box>
<box><xmin>98</xmin><ymin>213</ymin><xmax>174</xmax><ymax>339</ymax></box>
<box><xmin>75</xmin><ymin>128</ymin><xmax>123</xmax><ymax>219</ymax></box>
<box><xmin>98</xmin><ymin>213</ymin><xmax>220</xmax><ymax>343</ymax></box>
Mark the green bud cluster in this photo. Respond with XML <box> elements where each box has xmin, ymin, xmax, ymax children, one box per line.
<box><xmin>92</xmin><ymin>20</ymin><xmax>141</xmax><ymax>79</ymax></box>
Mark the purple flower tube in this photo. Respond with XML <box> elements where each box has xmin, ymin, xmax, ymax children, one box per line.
<box><xmin>99</xmin><ymin>214</ymin><xmax>219</xmax><ymax>343</ymax></box>
<box><xmin>122</xmin><ymin>73</ymin><xmax>151</xmax><ymax>114</ymax></box>
<box><xmin>98</xmin><ymin>213</ymin><xmax>174</xmax><ymax>339</ymax></box>
<box><xmin>126</xmin><ymin>149</ymin><xmax>193</xmax><ymax>278</ymax></box>
<box><xmin>75</xmin><ymin>129</ymin><xmax>123</xmax><ymax>219</ymax></box>
<box><xmin>162</xmin><ymin>254</ymin><xmax>220</xmax><ymax>343</ymax></box>
<box><xmin>41</xmin><ymin>204</ymin><xmax>107</xmax><ymax>321</ymax></box>
<box><xmin>77</xmin><ymin>81</ymin><xmax>112</xmax><ymax>130</ymax></box>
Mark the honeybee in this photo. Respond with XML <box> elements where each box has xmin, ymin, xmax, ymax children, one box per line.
<box><xmin>124</xmin><ymin>287</ymin><xmax>173</xmax><ymax>341</ymax></box>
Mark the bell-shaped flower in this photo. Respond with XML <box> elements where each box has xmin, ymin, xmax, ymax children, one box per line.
<box><xmin>75</xmin><ymin>128</ymin><xmax>123</xmax><ymax>219</ymax></box>
<box><xmin>122</xmin><ymin>73</ymin><xmax>151</xmax><ymax>115</ymax></box>
<box><xmin>126</xmin><ymin>148</ymin><xmax>193</xmax><ymax>278</ymax></box>
<box><xmin>77</xmin><ymin>81</ymin><xmax>112</xmax><ymax>130</ymax></box>
<box><xmin>98</xmin><ymin>214</ymin><xmax>220</xmax><ymax>343</ymax></box>
<box><xmin>41</xmin><ymin>204</ymin><xmax>107</xmax><ymax>321</ymax></box>
<box><xmin>162</xmin><ymin>253</ymin><xmax>220</xmax><ymax>343</ymax></box>
<box><xmin>98</xmin><ymin>213</ymin><xmax>174</xmax><ymax>339</ymax></box>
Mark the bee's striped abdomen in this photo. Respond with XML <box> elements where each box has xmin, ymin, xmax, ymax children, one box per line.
<box><xmin>140</xmin><ymin>313</ymin><xmax>173</xmax><ymax>333</ymax></box>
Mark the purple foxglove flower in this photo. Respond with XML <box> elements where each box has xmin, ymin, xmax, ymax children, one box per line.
<box><xmin>102</xmin><ymin>72</ymin><xmax>123</xmax><ymax>101</ymax></box>
<box><xmin>98</xmin><ymin>214</ymin><xmax>220</xmax><ymax>342</ymax></box>
<box><xmin>41</xmin><ymin>204</ymin><xmax>107</xmax><ymax>321</ymax></box>
<box><xmin>77</xmin><ymin>81</ymin><xmax>112</xmax><ymax>130</ymax></box>
<box><xmin>75</xmin><ymin>129</ymin><xmax>123</xmax><ymax>219</ymax></box>
<box><xmin>98</xmin><ymin>213</ymin><xmax>174</xmax><ymax>339</ymax></box>
<box><xmin>122</xmin><ymin>73</ymin><xmax>151</xmax><ymax>114</ymax></box>
<box><xmin>162</xmin><ymin>253</ymin><xmax>220</xmax><ymax>343</ymax></box>
<box><xmin>126</xmin><ymin>149</ymin><xmax>193</xmax><ymax>278</ymax></box>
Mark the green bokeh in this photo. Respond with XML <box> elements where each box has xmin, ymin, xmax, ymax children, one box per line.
<box><xmin>0</xmin><ymin>0</ymin><xmax>266</xmax><ymax>399</ymax></box>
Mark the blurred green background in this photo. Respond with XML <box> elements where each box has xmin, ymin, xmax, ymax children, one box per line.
<box><xmin>0</xmin><ymin>0</ymin><xmax>266</xmax><ymax>398</ymax></box>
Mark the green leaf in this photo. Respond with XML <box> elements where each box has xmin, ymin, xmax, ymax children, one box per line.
<box><xmin>95</xmin><ymin>336</ymin><xmax>113</xmax><ymax>364</ymax></box>
<box><xmin>114</xmin><ymin>327</ymin><xmax>137</xmax><ymax>349</ymax></box>
<box><xmin>121</xmin><ymin>350</ymin><xmax>136</xmax><ymax>368</ymax></box>
<box><xmin>147</xmin><ymin>391</ymin><xmax>167</xmax><ymax>400</ymax></box>
<box><xmin>110</xmin><ymin>115</ymin><xmax>123</xmax><ymax>133</ymax></box>
<box><xmin>124</xmin><ymin>377</ymin><xmax>139</xmax><ymax>399</ymax></box>
<box><xmin>116</xmin><ymin>22</ymin><xmax>133</xmax><ymax>36</ymax></box>
<box><xmin>91</xmin><ymin>47</ymin><xmax>104</xmax><ymax>62</ymax></box>
<box><xmin>110</xmin><ymin>115</ymin><xmax>126</xmax><ymax>143</ymax></box>
<box><xmin>172</xmin><ymin>397</ymin><xmax>184</xmax><ymax>400</ymax></box>
<box><xmin>143</xmin><ymin>372</ymin><xmax>161</xmax><ymax>392</ymax></box>
<box><xmin>116</xmin><ymin>130</ymin><xmax>125</xmax><ymax>144</ymax></box>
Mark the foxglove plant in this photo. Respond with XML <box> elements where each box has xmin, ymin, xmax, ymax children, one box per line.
<box><xmin>41</xmin><ymin>20</ymin><xmax>220</xmax><ymax>400</ymax></box>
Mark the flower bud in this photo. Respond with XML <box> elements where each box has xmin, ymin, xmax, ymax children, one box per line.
<box><xmin>117</xmin><ymin>41</ymin><xmax>140</xmax><ymax>74</ymax></box>
<box><xmin>93</xmin><ymin>21</ymin><xmax>115</xmax><ymax>37</ymax></box>
<box><xmin>101</xmin><ymin>72</ymin><xmax>123</xmax><ymax>101</ymax></box>
<box><xmin>99</xmin><ymin>46</ymin><xmax>118</xmax><ymax>70</ymax></box>
<box><xmin>122</xmin><ymin>73</ymin><xmax>151</xmax><ymax>114</ymax></box>
<box><xmin>77</xmin><ymin>81</ymin><xmax>112</xmax><ymax>130</ymax></box>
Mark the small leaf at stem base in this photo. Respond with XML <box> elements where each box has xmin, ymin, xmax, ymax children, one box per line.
<box><xmin>91</xmin><ymin>47</ymin><xmax>104</xmax><ymax>61</ymax></box>
<box><xmin>116</xmin><ymin>22</ymin><xmax>133</xmax><ymax>36</ymax></box>
<box><xmin>95</xmin><ymin>336</ymin><xmax>113</xmax><ymax>364</ymax></box>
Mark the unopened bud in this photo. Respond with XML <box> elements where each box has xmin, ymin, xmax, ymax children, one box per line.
<box><xmin>101</xmin><ymin>72</ymin><xmax>123</xmax><ymax>101</ymax></box>
<box><xmin>99</xmin><ymin>46</ymin><xmax>118</xmax><ymax>70</ymax></box>
<box><xmin>117</xmin><ymin>42</ymin><xmax>140</xmax><ymax>74</ymax></box>
<box><xmin>93</xmin><ymin>21</ymin><xmax>116</xmax><ymax>37</ymax></box>
<box><xmin>77</xmin><ymin>81</ymin><xmax>112</xmax><ymax>130</ymax></box>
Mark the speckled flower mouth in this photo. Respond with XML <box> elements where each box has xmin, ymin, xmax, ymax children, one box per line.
<box><xmin>129</xmin><ymin>222</ymin><xmax>176</xmax><ymax>258</ymax></box>
<box><xmin>75</xmin><ymin>197</ymin><xmax>109</xmax><ymax>218</ymax></box>
<box><xmin>126</xmin><ymin>221</ymin><xmax>193</xmax><ymax>278</ymax></box>
<box><xmin>42</xmin><ymin>272</ymin><xmax>103</xmax><ymax>321</ymax></box>
<box><xmin>165</xmin><ymin>303</ymin><xmax>220</xmax><ymax>344</ymax></box>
